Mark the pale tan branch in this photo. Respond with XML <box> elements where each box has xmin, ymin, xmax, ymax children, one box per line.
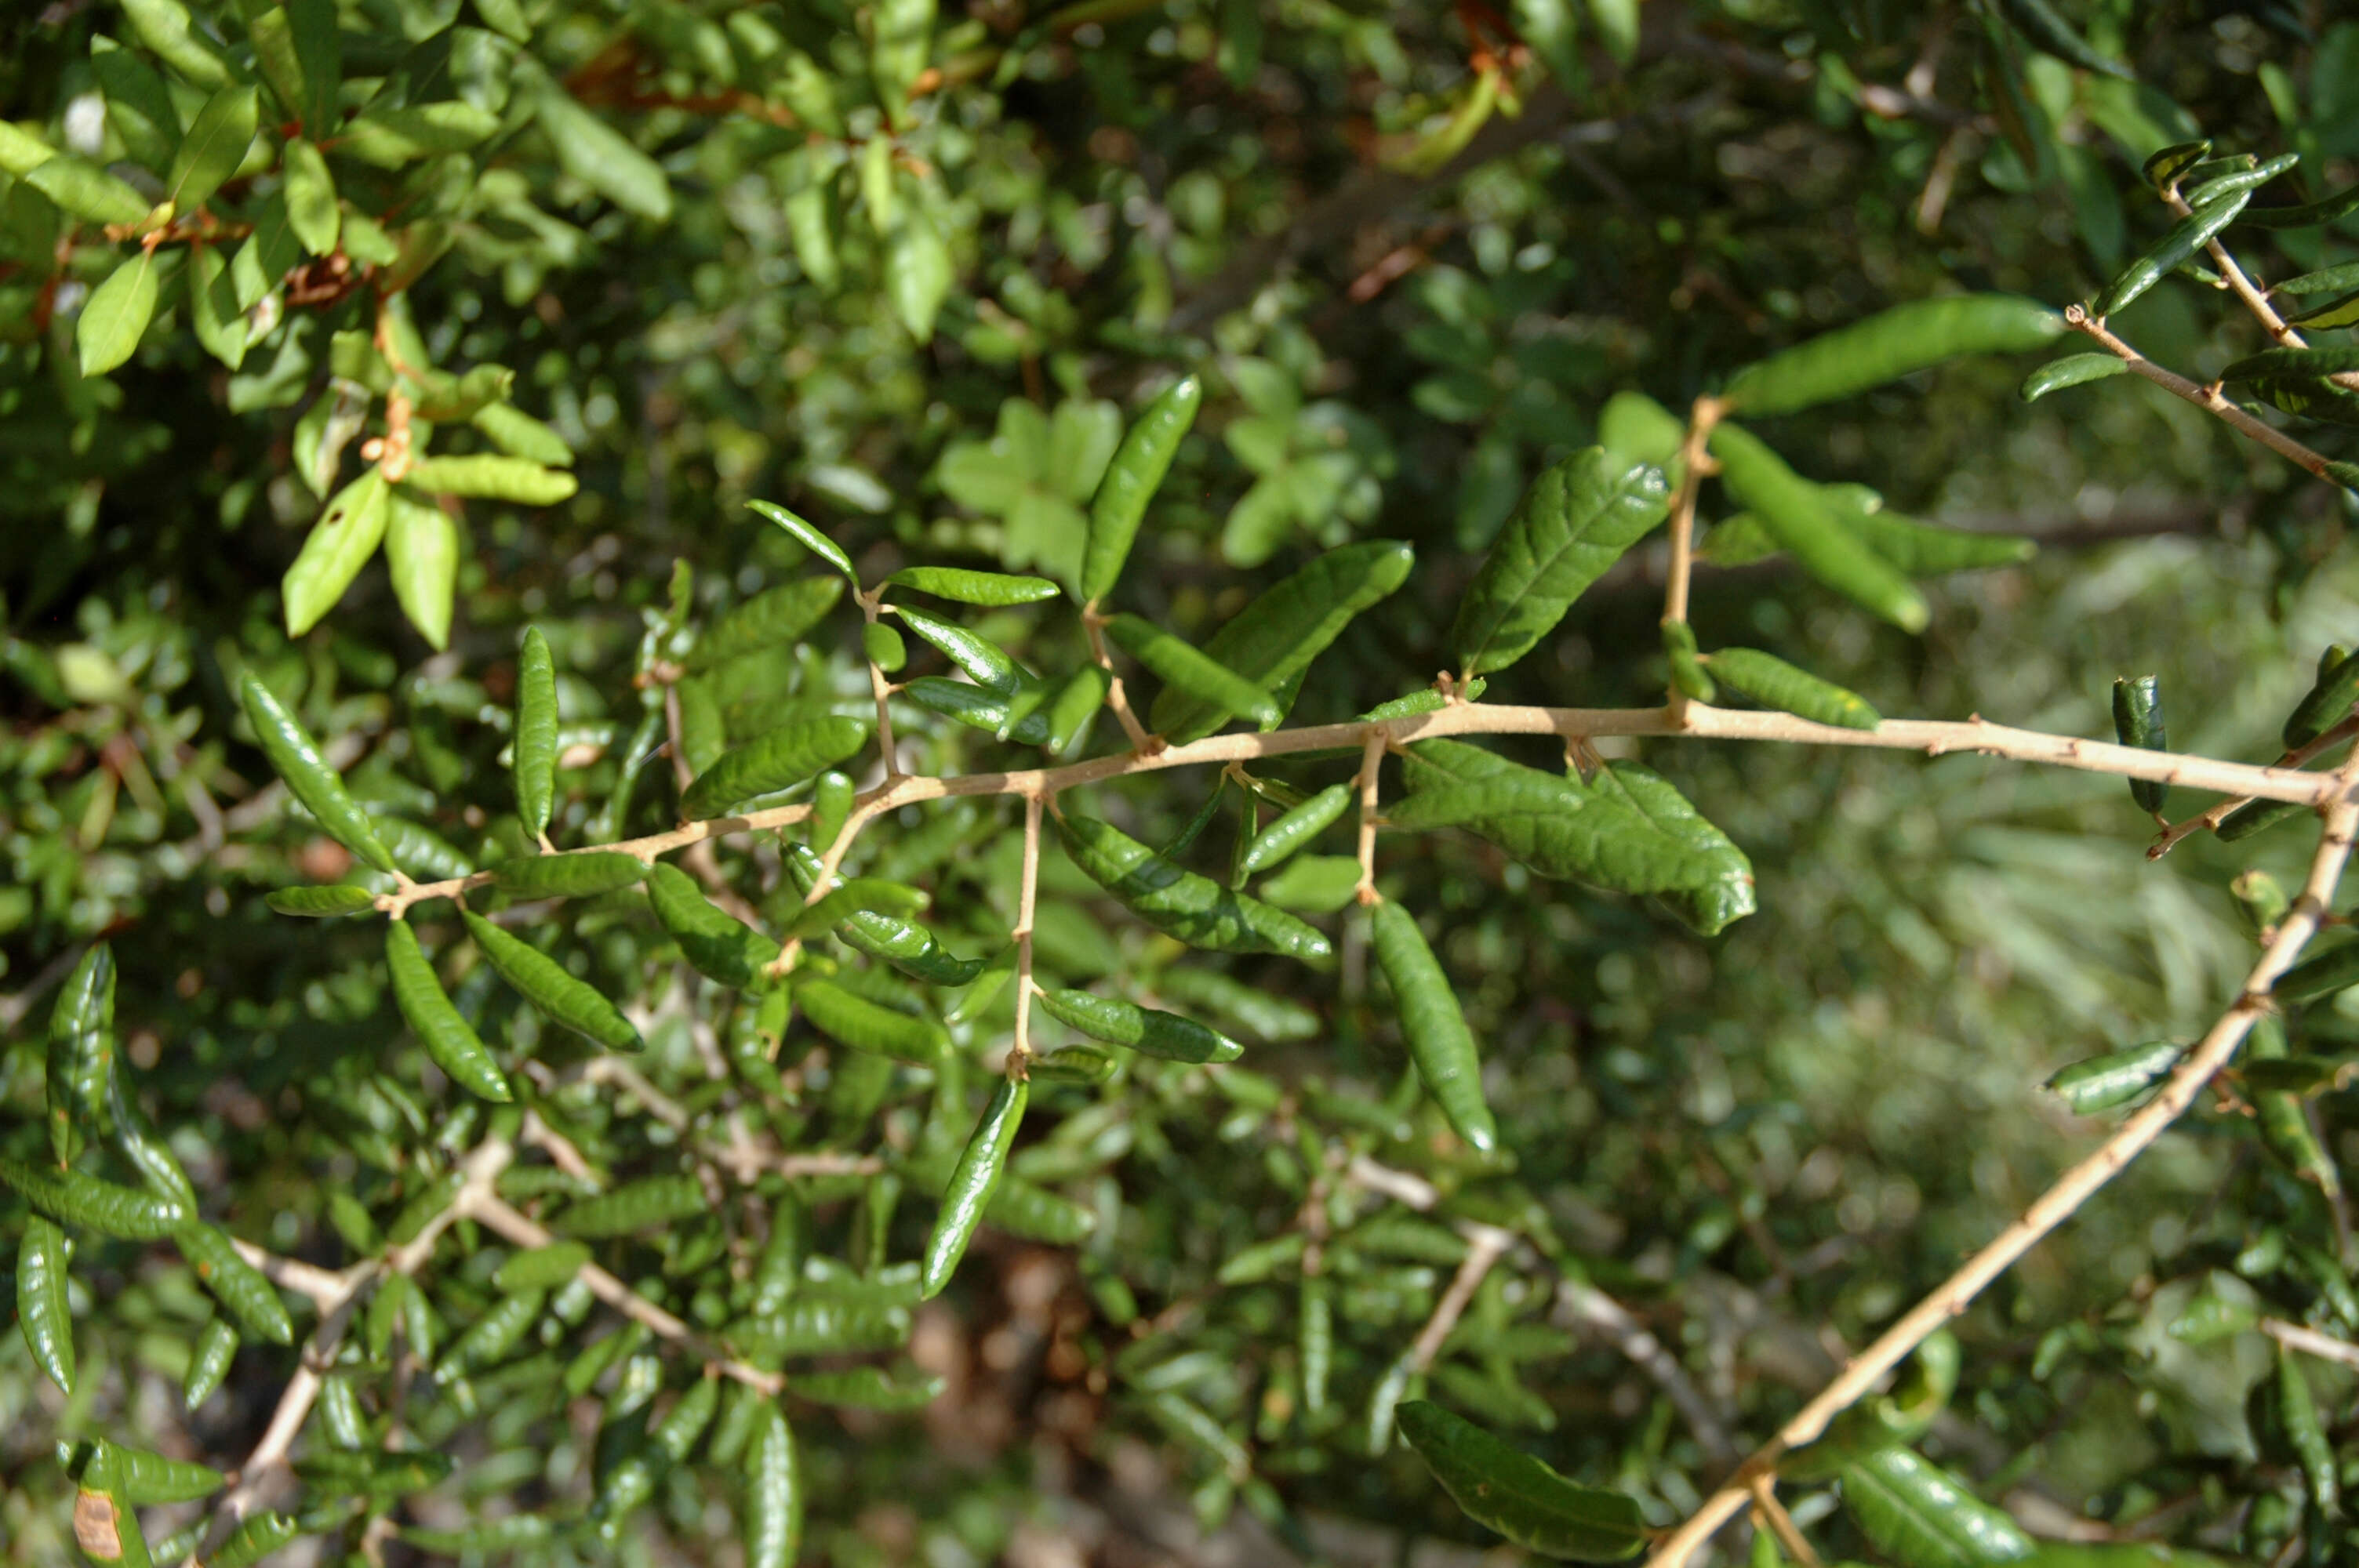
<box><xmin>1408</xmin><ymin>1223</ymin><xmax>1513</xmax><ymax>1374</ymax></box>
<box><xmin>226</xmin><ymin>1240</ymin><xmax>352</xmax><ymax>1307</ymax></box>
<box><xmin>856</xmin><ymin>586</ymin><xmax>903</xmax><ymax>778</ymax></box>
<box><xmin>469</xmin><ymin>1192</ymin><xmax>784</xmax><ymax>1395</ymax></box>
<box><xmin>2262</xmin><ymin>1316</ymin><xmax>2359</xmax><ymax>1371</ymax></box>
<box><xmin>1558</xmin><ymin>1280</ymin><xmax>1739</xmax><ymax>1467</ymax></box>
<box><xmin>1644</xmin><ymin>750</ymin><xmax>2359</xmax><ymax>1567</ymax></box>
<box><xmin>1661</xmin><ymin>395</ymin><xmax>1725</xmax><ymax>633</ymax></box>
<box><xmin>2159</xmin><ymin>183</ymin><xmax>2302</xmax><ymax>350</ymax></box>
<box><xmin>1751</xmin><ymin>1478</ymin><xmax>1823</xmax><ymax>1568</ymax></box>
<box><xmin>1012</xmin><ymin>792</ymin><xmax>1044</xmax><ymax>1064</ymax></box>
<box><xmin>383</xmin><ymin>702</ymin><xmax>2343</xmax><ymax>916</ymax></box>
<box><xmin>1081</xmin><ymin>601</ymin><xmax>1156</xmax><ymax>753</ymax></box>
<box><xmin>1352</xmin><ymin>728</ymin><xmax>1387</xmax><ymax>905</ymax></box>
<box><xmin>2064</xmin><ymin>307</ymin><xmax>2341</xmax><ymax>482</ymax></box>
<box><xmin>2149</xmin><ymin>713</ymin><xmax>2359</xmax><ymax>860</ymax></box>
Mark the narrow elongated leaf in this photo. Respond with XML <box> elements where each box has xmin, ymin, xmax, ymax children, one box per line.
<box><xmin>1397</xmin><ymin>1401</ymin><xmax>1646</xmax><ymax>1560</ymax></box>
<box><xmin>2222</xmin><ymin>347</ymin><xmax>2359</xmax><ymax>384</ymax></box>
<box><xmin>798</xmin><ymin>978</ymin><xmax>949</xmax><ymax>1063</ymax></box>
<box><xmin>1105</xmin><ymin>613</ymin><xmax>1281</xmax><ymax>727</ymax></box>
<box><xmin>384</xmin><ymin>488</ymin><xmax>457</xmax><ymax>650</ymax></box>
<box><xmin>1081</xmin><ymin>375</ymin><xmax>1203</xmax><ymax>601</ymax></box>
<box><xmin>680</xmin><ymin>717</ymin><xmax>870</xmax><ymax>819</ymax></box>
<box><xmin>526</xmin><ymin>75</ymin><xmax>671</xmax><ymax>219</ymax></box>
<box><xmin>1058</xmin><ymin>814</ymin><xmax>1332</xmax><ymax>960</ymax></box>
<box><xmin>884</xmin><ymin>566</ymin><xmax>1059</xmax><ymax>604</ymax></box>
<box><xmin>284</xmin><ymin>468</ymin><xmax>392</xmax><ymax>638</ymax></box>
<box><xmin>2019</xmin><ymin>352</ymin><xmax>2128</xmax><ymax>401</ymax></box>
<box><xmin>26</xmin><ymin>154</ymin><xmax>150</xmax><ymax>224</ymax></box>
<box><xmin>0</xmin><ymin>1157</ymin><xmax>188</xmax><ymax>1238</ymax></box>
<box><xmin>166</xmin><ymin>85</ymin><xmax>257</xmax><ymax>210</ymax></box>
<box><xmin>1370</xmin><ymin>902</ymin><xmax>1496</xmax><ymax>1152</ymax></box>
<box><xmin>514</xmin><ymin>626</ymin><xmax>558</xmax><ymax>838</ymax></box>
<box><xmin>744</xmin><ymin>1408</ymin><xmax>803</xmax><ymax>1568</ymax></box>
<box><xmin>646</xmin><ymin>862</ymin><xmax>781</xmax><ymax>988</ymax></box>
<box><xmin>1723</xmin><ymin>295</ymin><xmax>2064</xmax><ymax>416</ymax></box>
<box><xmin>1705</xmin><ymin>647</ymin><xmax>1881</xmax><ymax>730</ymax></box>
<box><xmin>2094</xmin><ymin>189</ymin><xmax>2253</xmax><ymax>318</ymax></box>
<box><xmin>2045</xmin><ymin>1040</ymin><xmax>2182</xmax><ymax>1112</ymax></box>
<box><xmin>77</xmin><ymin>251</ymin><xmax>161</xmax><ymax>376</ymax></box>
<box><xmin>690</xmin><ymin>576</ymin><xmax>845</xmax><ymax>671</ymax></box>
<box><xmin>748</xmin><ymin>501</ymin><xmax>856</xmax><ymax>581</ymax></box>
<box><xmin>18</xmin><ymin>1216</ymin><xmax>75</xmax><ymax>1393</ymax></box>
<box><xmin>921</xmin><ymin>1075</ymin><xmax>1027</xmax><ymax>1296</ymax></box>
<box><xmin>1151</xmin><ymin>540</ymin><xmax>1415</xmax><ymax>742</ymax></box>
<box><xmin>1837</xmin><ymin>1447</ymin><xmax>2034</xmax><ymax>1566</ymax></box>
<box><xmin>1036</xmin><ymin>988</ymin><xmax>1244</xmax><ymax>1062</ymax></box>
<box><xmin>462</xmin><ymin>910</ymin><xmax>645</xmax><ymax>1052</ymax></box>
<box><xmin>1709</xmin><ymin>423</ymin><xmax>1928</xmax><ymax>631</ymax></box>
<box><xmin>791</xmin><ymin>1365</ymin><xmax>944</xmax><ymax>1410</ymax></box>
<box><xmin>239</xmin><ymin>673</ymin><xmax>398</xmax><ymax>873</ymax></box>
<box><xmin>401</xmin><ymin>455</ymin><xmax>577</xmax><ymax>505</ymax></box>
<box><xmin>175</xmin><ymin>1222</ymin><xmax>295</xmax><ymax>1344</ymax></box>
<box><xmin>554</xmin><ymin>1175</ymin><xmax>706</xmax><ymax>1238</ymax></box>
<box><xmin>1449</xmin><ymin>449</ymin><xmax>1669</xmax><ymax>677</ymax></box>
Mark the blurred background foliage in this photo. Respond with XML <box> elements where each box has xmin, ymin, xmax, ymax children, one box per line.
<box><xmin>10</xmin><ymin>0</ymin><xmax>2359</xmax><ymax>1563</ymax></box>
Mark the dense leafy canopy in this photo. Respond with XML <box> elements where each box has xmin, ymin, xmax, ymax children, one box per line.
<box><xmin>12</xmin><ymin>2</ymin><xmax>2359</xmax><ymax>1566</ymax></box>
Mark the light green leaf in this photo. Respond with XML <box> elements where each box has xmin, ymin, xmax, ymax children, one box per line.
<box><xmin>283</xmin><ymin>136</ymin><xmax>339</xmax><ymax>256</ymax></box>
<box><xmin>77</xmin><ymin>249</ymin><xmax>160</xmax><ymax>376</ymax></box>
<box><xmin>384</xmin><ymin>488</ymin><xmax>457</xmax><ymax>650</ymax></box>
<box><xmin>887</xmin><ymin>209</ymin><xmax>952</xmax><ymax>343</ymax></box>
<box><xmin>284</xmin><ymin>468</ymin><xmax>391</xmax><ymax>637</ymax></box>
<box><xmin>1838</xmin><ymin>1447</ymin><xmax>2034</xmax><ymax>1567</ymax></box>
<box><xmin>166</xmin><ymin>85</ymin><xmax>258</xmax><ymax>211</ymax></box>
<box><xmin>1448</xmin><ymin>448</ymin><xmax>1670</xmax><ymax>677</ymax></box>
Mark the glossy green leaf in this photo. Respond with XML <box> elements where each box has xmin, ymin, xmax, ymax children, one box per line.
<box><xmin>45</xmin><ymin>945</ymin><xmax>112</xmax><ymax>1166</ymax></box>
<box><xmin>1709</xmin><ymin>423</ymin><xmax>1928</xmax><ymax>631</ymax></box>
<box><xmin>747</xmin><ymin>501</ymin><xmax>856</xmax><ymax>582</ymax></box>
<box><xmin>2234</xmin><ymin>181</ymin><xmax>2359</xmax><ymax>230</ymax></box>
<box><xmin>401</xmin><ymin>455</ymin><xmax>578</xmax><ymax>505</ymax></box>
<box><xmin>387</xmin><ymin>921</ymin><xmax>514</xmax><ymax>1103</ymax></box>
<box><xmin>646</xmin><ymin>862</ymin><xmax>783</xmax><ymax>988</ymax></box>
<box><xmin>886</xmin><ymin>209</ymin><xmax>952</xmax><ymax>342</ymax></box>
<box><xmin>1449</xmin><ymin>449</ymin><xmax>1669</xmax><ymax>677</ymax></box>
<box><xmin>2111</xmin><ymin>676</ymin><xmax>2168</xmax><ymax>814</ymax></box>
<box><xmin>2045</xmin><ymin>1040</ymin><xmax>2183</xmax><ymax>1112</ymax></box>
<box><xmin>2094</xmin><ymin>190</ymin><xmax>2252</xmax><ymax>318</ymax></box>
<box><xmin>902</xmin><ymin>675</ymin><xmax>1052</xmax><ymax>746</ymax></box>
<box><xmin>681</xmin><ymin>717</ymin><xmax>871</xmax><ymax>819</ymax></box>
<box><xmin>894</xmin><ymin>604</ymin><xmax>1025</xmax><ymax>696</ymax></box>
<box><xmin>175</xmin><ymin>1221</ymin><xmax>295</xmax><ymax>1345</ymax></box>
<box><xmin>17</xmin><ymin>1215</ymin><xmax>75</xmax><ymax>1394</ymax></box>
<box><xmin>863</xmin><ymin>621</ymin><xmax>907</xmax><ymax>671</ymax></box>
<box><xmin>2019</xmin><ymin>352</ymin><xmax>2128</xmax><ymax>401</ymax></box>
<box><xmin>1662</xmin><ymin>621</ymin><xmax>1714</xmax><ymax>702</ymax></box>
<box><xmin>1705</xmin><ymin>647</ymin><xmax>1880</xmax><ymax>730</ymax></box>
<box><xmin>1241</xmin><ymin>782</ymin><xmax>1353</xmax><ymax>875</ymax></box>
<box><xmin>1106</xmin><ymin>612</ymin><xmax>1281</xmax><ymax>728</ymax></box>
<box><xmin>293</xmin><ymin>1446</ymin><xmax>454</xmax><ymax>1497</ymax></box>
<box><xmin>184</xmin><ymin>1316</ymin><xmax>238</xmax><ymax>1410</ymax></box>
<box><xmin>799</xmin><ymin>977</ymin><xmax>950</xmax><ymax>1063</ymax></box>
<box><xmin>1837</xmin><ymin>1446</ymin><xmax>2034</xmax><ymax>1566</ymax></box>
<box><xmin>1596</xmin><ymin>389</ymin><xmax>1686</xmax><ymax>472</ymax></box>
<box><xmin>474</xmin><ymin>401</ymin><xmax>574</xmax><ymax>466</ymax></box>
<box><xmin>2284</xmin><ymin>645</ymin><xmax>2359</xmax><ymax>749</ymax></box>
<box><xmin>283</xmin><ymin>467</ymin><xmax>392</xmax><ymax>639</ymax></box>
<box><xmin>77</xmin><ymin>250</ymin><xmax>161</xmax><ymax>377</ymax></box>
<box><xmin>1151</xmin><ymin>540</ymin><xmax>1415</xmax><ymax>742</ymax></box>
<box><xmin>1057</xmin><ymin>813</ymin><xmax>1332</xmax><ymax>961</ymax></box>
<box><xmin>165</xmin><ymin>84</ymin><xmax>258</xmax><ymax>210</ymax></box>
<box><xmin>744</xmin><ymin>1406</ymin><xmax>804</xmax><ymax>1568</ymax></box>
<box><xmin>691</xmin><ymin>575</ymin><xmax>845</xmax><ymax>671</ymax></box>
<box><xmin>554</xmin><ymin>1175</ymin><xmax>705</xmax><ymax>1239</ymax></box>
<box><xmin>921</xmin><ymin>1074</ymin><xmax>1027</xmax><ymax>1296</ymax></box>
<box><xmin>1043</xmin><ymin>664</ymin><xmax>1110</xmax><ymax>753</ymax></box>
<box><xmin>238</xmin><ymin>673</ymin><xmax>398</xmax><ymax>873</ymax></box>
<box><xmin>384</xmin><ymin>488</ymin><xmax>458</xmax><ymax>650</ymax></box>
<box><xmin>1035</xmin><ymin>988</ymin><xmax>1245</xmax><ymax>1063</ymax></box>
<box><xmin>884</xmin><ymin>565</ymin><xmax>1060</xmax><ymax>604</ymax></box>
<box><xmin>1722</xmin><ymin>295</ymin><xmax>2064</xmax><ymax>416</ymax></box>
<box><xmin>790</xmin><ymin>1364</ymin><xmax>945</xmax><ymax>1410</ymax></box>
<box><xmin>462</xmin><ymin>909</ymin><xmax>645</xmax><ymax>1052</ymax></box>
<box><xmin>1397</xmin><ymin>1401</ymin><xmax>1646</xmax><ymax>1560</ymax></box>
<box><xmin>25</xmin><ymin>153</ymin><xmax>151</xmax><ymax>224</ymax></box>
<box><xmin>512</xmin><ymin>626</ymin><xmax>559</xmax><ymax>837</ymax></box>
<box><xmin>1370</xmin><ymin>901</ymin><xmax>1496</xmax><ymax>1152</ymax></box>
<box><xmin>1081</xmin><ymin>375</ymin><xmax>1203</xmax><ymax>602</ymax></box>
<box><xmin>493</xmin><ymin>850</ymin><xmax>647</xmax><ymax>900</ymax></box>
<box><xmin>782</xmin><ymin>844</ymin><xmax>979</xmax><ymax>985</ymax></box>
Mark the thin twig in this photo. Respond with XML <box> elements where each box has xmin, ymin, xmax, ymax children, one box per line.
<box><xmin>1750</xmin><ymin>1479</ymin><xmax>1823</xmax><ymax>1568</ymax></box>
<box><xmin>856</xmin><ymin>586</ymin><xmax>904</xmax><ymax>778</ymax></box>
<box><xmin>2262</xmin><ymin>1316</ymin><xmax>2359</xmax><ymax>1371</ymax></box>
<box><xmin>1558</xmin><ymin>1281</ymin><xmax>1739</xmax><ymax>1467</ymax></box>
<box><xmin>1644</xmin><ymin>748</ymin><xmax>2359</xmax><ymax>1566</ymax></box>
<box><xmin>2065</xmin><ymin>308</ymin><xmax>2342</xmax><ymax>483</ymax></box>
<box><xmin>1407</xmin><ymin>1224</ymin><xmax>1514</xmax><ymax>1374</ymax></box>
<box><xmin>1012</xmin><ymin>792</ymin><xmax>1044</xmax><ymax>1065</ymax></box>
<box><xmin>1661</xmin><ymin>397</ymin><xmax>1724</xmax><ymax>631</ymax></box>
<box><xmin>1081</xmin><ymin>603</ymin><xmax>1156</xmax><ymax>753</ymax></box>
<box><xmin>2150</xmin><ymin>713</ymin><xmax>2359</xmax><ymax>859</ymax></box>
<box><xmin>380</xmin><ymin>702</ymin><xmax>2345</xmax><ymax>916</ymax></box>
<box><xmin>469</xmin><ymin>1192</ymin><xmax>784</xmax><ymax>1394</ymax></box>
<box><xmin>1352</xmin><ymin>728</ymin><xmax>1387</xmax><ymax>906</ymax></box>
<box><xmin>2158</xmin><ymin>183</ymin><xmax>2302</xmax><ymax>350</ymax></box>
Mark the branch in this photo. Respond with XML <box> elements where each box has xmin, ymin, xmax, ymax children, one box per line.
<box><xmin>1556</xmin><ymin>1280</ymin><xmax>1739</xmax><ymax>1467</ymax></box>
<box><xmin>1352</xmin><ymin>728</ymin><xmax>1387</xmax><ymax>905</ymax></box>
<box><xmin>1643</xmin><ymin>749</ymin><xmax>2359</xmax><ymax>1566</ymax></box>
<box><xmin>2064</xmin><ymin>307</ymin><xmax>2343</xmax><ymax>485</ymax></box>
<box><xmin>1081</xmin><ymin>603</ymin><xmax>1156</xmax><ymax>753</ymax></box>
<box><xmin>2149</xmin><ymin>713</ymin><xmax>2359</xmax><ymax>859</ymax></box>
<box><xmin>2262</xmin><ymin>1316</ymin><xmax>2359</xmax><ymax>1371</ymax></box>
<box><xmin>1012</xmin><ymin>792</ymin><xmax>1044</xmax><ymax>1065</ymax></box>
<box><xmin>1406</xmin><ymin>1223</ymin><xmax>1513</xmax><ymax>1374</ymax></box>
<box><xmin>856</xmin><ymin>586</ymin><xmax>904</xmax><ymax>778</ymax></box>
<box><xmin>382</xmin><ymin>702</ymin><xmax>2345</xmax><ymax>915</ymax></box>
<box><xmin>1660</xmin><ymin>396</ymin><xmax>1724</xmax><ymax>632</ymax></box>
<box><xmin>469</xmin><ymin>1192</ymin><xmax>784</xmax><ymax>1395</ymax></box>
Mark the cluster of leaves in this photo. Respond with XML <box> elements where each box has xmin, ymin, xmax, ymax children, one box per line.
<box><xmin>17</xmin><ymin>2</ymin><xmax>2359</xmax><ymax>1566</ymax></box>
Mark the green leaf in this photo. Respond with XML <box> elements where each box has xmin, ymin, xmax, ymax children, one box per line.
<box><xmin>798</xmin><ymin>978</ymin><xmax>950</xmax><ymax>1063</ymax></box>
<box><xmin>553</xmin><ymin>1174</ymin><xmax>707</xmax><ymax>1238</ymax></box>
<box><xmin>238</xmin><ymin>672</ymin><xmax>399</xmax><ymax>874</ymax></box>
<box><xmin>76</xmin><ymin>250</ymin><xmax>160</xmax><ymax>376</ymax></box>
<box><xmin>1150</xmin><ymin>540</ymin><xmax>1415</xmax><ymax>742</ymax></box>
<box><xmin>513</xmin><ymin>626</ymin><xmax>558</xmax><ymax>838</ymax></box>
<box><xmin>1035</xmin><ymin>988</ymin><xmax>1245</xmax><ymax>1062</ymax></box>
<box><xmin>690</xmin><ymin>575</ymin><xmax>845</xmax><ymax>671</ymax></box>
<box><xmin>1370</xmin><ymin>902</ymin><xmax>1496</xmax><ymax>1152</ymax></box>
<box><xmin>387</xmin><ymin>920</ymin><xmax>514</xmax><ymax>1103</ymax></box>
<box><xmin>473</xmin><ymin>401</ymin><xmax>574</xmax><ymax>466</ymax></box>
<box><xmin>883</xmin><ymin>566</ymin><xmax>1060</xmax><ymax>604</ymax></box>
<box><xmin>266</xmin><ymin>884</ymin><xmax>377</xmax><ymax>916</ymax></box>
<box><xmin>1449</xmin><ymin>448</ymin><xmax>1670</xmax><ymax>677</ymax></box>
<box><xmin>462</xmin><ymin>909</ymin><xmax>645</xmax><ymax>1052</ymax></box>
<box><xmin>0</xmin><ymin>1157</ymin><xmax>188</xmax><ymax>1239</ymax></box>
<box><xmin>401</xmin><ymin>455</ymin><xmax>578</xmax><ymax>505</ymax></box>
<box><xmin>283</xmin><ymin>468</ymin><xmax>391</xmax><ymax>637</ymax></box>
<box><xmin>384</xmin><ymin>488</ymin><xmax>458</xmax><ymax>650</ymax></box>
<box><xmin>1596</xmin><ymin>390</ymin><xmax>1686</xmax><ymax>472</ymax></box>
<box><xmin>1105</xmin><ymin>613</ymin><xmax>1281</xmax><ymax>728</ymax></box>
<box><xmin>1397</xmin><ymin>1401</ymin><xmax>1647</xmax><ymax>1560</ymax></box>
<box><xmin>343</xmin><ymin>100</ymin><xmax>505</xmax><ymax>167</ymax></box>
<box><xmin>747</xmin><ymin>500</ymin><xmax>857</xmax><ymax>582</ymax></box>
<box><xmin>744</xmin><ymin>1408</ymin><xmax>804</xmax><ymax>1568</ymax></box>
<box><xmin>2044</xmin><ymin>1040</ymin><xmax>2183</xmax><ymax>1112</ymax></box>
<box><xmin>1241</xmin><ymin>783</ymin><xmax>1354</xmax><ymax>875</ymax></box>
<box><xmin>2166</xmin><ymin>1289</ymin><xmax>2260</xmax><ymax>1345</ymax></box>
<box><xmin>1705</xmin><ymin>647</ymin><xmax>1881</xmax><ymax>730</ymax></box>
<box><xmin>1057</xmin><ymin>813</ymin><xmax>1333</xmax><ymax>962</ymax></box>
<box><xmin>783</xmin><ymin>878</ymin><xmax>928</xmax><ymax>941</ymax></box>
<box><xmin>921</xmin><ymin>1075</ymin><xmax>1026</xmax><ymax>1297</ymax></box>
<box><xmin>185</xmin><ymin>1318</ymin><xmax>238</xmax><ymax>1410</ymax></box>
<box><xmin>789</xmin><ymin>1364</ymin><xmax>945</xmax><ymax>1410</ymax></box>
<box><xmin>189</xmin><ymin>242</ymin><xmax>248</xmax><ymax>370</ymax></box>
<box><xmin>175</xmin><ymin>1222</ymin><xmax>296</xmax><ymax>1344</ymax></box>
<box><xmin>1721</xmin><ymin>295</ymin><xmax>2065</xmax><ymax>416</ymax></box>
<box><xmin>2094</xmin><ymin>190</ymin><xmax>2253</xmax><ymax>318</ymax></box>
<box><xmin>646</xmin><ymin>862</ymin><xmax>783</xmax><ymax>989</ymax></box>
<box><xmin>1708</xmin><ymin>423</ymin><xmax>1928</xmax><ymax>631</ymax></box>
<box><xmin>2019</xmin><ymin>352</ymin><xmax>2128</xmax><ymax>401</ymax></box>
<box><xmin>1837</xmin><ymin>1447</ymin><xmax>2034</xmax><ymax>1566</ymax></box>
<box><xmin>166</xmin><ymin>85</ymin><xmax>258</xmax><ymax>211</ymax></box>
<box><xmin>17</xmin><ymin>1216</ymin><xmax>75</xmax><ymax>1394</ymax></box>
<box><xmin>90</xmin><ymin>45</ymin><xmax>182</xmax><ymax>172</ymax></box>
<box><xmin>522</xmin><ymin>71</ymin><xmax>671</xmax><ymax>217</ymax></box>
<box><xmin>492</xmin><ymin>850</ymin><xmax>646</xmax><ymax>900</ymax></box>
<box><xmin>1081</xmin><ymin>375</ymin><xmax>1203</xmax><ymax>602</ymax></box>
<box><xmin>680</xmin><ymin>716</ymin><xmax>871</xmax><ymax>820</ymax></box>
<box><xmin>25</xmin><ymin>154</ymin><xmax>151</xmax><ymax>225</ymax></box>
<box><xmin>282</xmin><ymin>136</ymin><xmax>339</xmax><ymax>256</ymax></box>
<box><xmin>894</xmin><ymin>604</ymin><xmax>1027</xmax><ymax>696</ymax></box>
<box><xmin>886</xmin><ymin>209</ymin><xmax>952</xmax><ymax>342</ymax></box>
